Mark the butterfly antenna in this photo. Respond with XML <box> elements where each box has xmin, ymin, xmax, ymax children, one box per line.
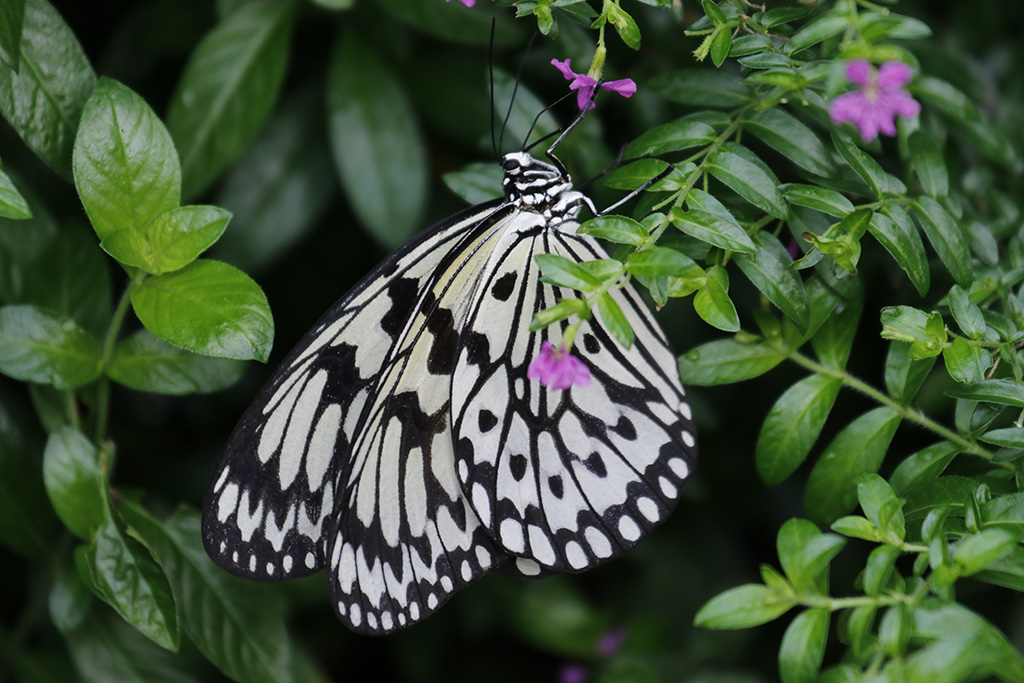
<box><xmin>489</xmin><ymin>19</ymin><xmax>498</xmax><ymax>161</ymax></box>
<box><xmin>522</xmin><ymin>91</ymin><xmax>574</xmax><ymax>152</ymax></box>
<box><xmin>597</xmin><ymin>163</ymin><xmax>676</xmax><ymax>216</ymax></box>
<box><xmin>497</xmin><ymin>32</ymin><xmax>537</xmax><ymax>156</ymax></box>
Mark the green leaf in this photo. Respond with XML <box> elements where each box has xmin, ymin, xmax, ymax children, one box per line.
<box><xmin>86</xmin><ymin>509</ymin><xmax>179</xmax><ymax>651</ymax></box>
<box><xmin>138</xmin><ymin>205</ymin><xmax>232</xmax><ymax>275</ymax></box>
<box><xmin>735</xmin><ymin>232</ymin><xmax>810</xmax><ymax>330</ymax></box>
<box><xmin>72</xmin><ymin>77</ymin><xmax>181</xmax><ymax>256</ymax></box>
<box><xmin>908</xmin><ymin>130</ymin><xmax>949</xmax><ymax>198</ymax></box>
<box><xmin>694</xmin><ymin>584</ymin><xmax>794</xmax><ymax>629</ymax></box>
<box><xmin>947</xmin><ymin>285</ymin><xmax>986</xmax><ymax>339</ymax></box>
<box><xmin>831</xmin><ymin>131</ymin><xmax>906</xmax><ymax>197</ymax></box>
<box><xmin>535</xmin><ymin>253</ymin><xmax>601</xmax><ymax>291</ymax></box>
<box><xmin>118</xmin><ymin>503</ymin><xmax>295</xmax><ymax>683</ymax></box>
<box><xmin>779</xmin><ymin>609</ymin><xmax>829</xmax><ymax>683</ymax></box>
<box><xmin>979</xmin><ymin>428</ymin><xmax>1024</xmax><ymax>449</ymax></box>
<box><xmin>804</xmin><ymin>408</ymin><xmax>902</xmax><ymax>523</ymax></box>
<box><xmin>946</xmin><ymin>379</ymin><xmax>1024</xmax><ymax>408</ymax></box>
<box><xmin>693</xmin><ymin>265</ymin><xmax>739</xmax><ymax>332</ymax></box>
<box><xmin>864</xmin><ymin>545</ymin><xmax>900</xmax><ymax>596</ymax></box>
<box><xmin>0</xmin><ymin>0</ymin><xmax>25</xmax><ymax>71</ymax></box>
<box><xmin>856</xmin><ymin>474</ymin><xmax>905</xmax><ymax>541</ymax></box>
<box><xmin>595</xmin><ymin>293</ymin><xmax>633</xmax><ymax>349</ymax></box>
<box><xmin>441</xmin><ymin>161</ymin><xmax>503</xmax><ymax>205</ymax></box>
<box><xmin>782</xmin><ymin>184</ymin><xmax>854</xmax><ymax>218</ymax></box>
<box><xmin>626</xmin><ymin>246</ymin><xmax>695</xmax><ymax>277</ymax></box>
<box><xmin>709</xmin><ymin>26</ymin><xmax>731</xmax><ymax>67</ymax></box>
<box><xmin>107</xmin><ymin>329</ymin><xmax>246</xmax><ymax>395</ymax></box>
<box><xmin>327</xmin><ymin>29</ymin><xmax>426</xmax><ymax>250</ymax></box>
<box><xmin>784</xmin><ymin>11</ymin><xmax>845</xmax><ymax>54</ymax></box>
<box><xmin>530</xmin><ymin>298</ymin><xmax>588</xmax><ymax>331</ymax></box>
<box><xmin>700</xmin><ymin>0</ymin><xmax>726</xmax><ymax>25</ymax></box>
<box><xmin>869</xmin><ymin>209</ymin><xmax>930</xmax><ymax>297</ymax></box>
<box><xmin>41</xmin><ymin>426</ymin><xmax>105</xmax><ymax>540</ymax></box>
<box><xmin>707</xmin><ymin>147</ymin><xmax>787</xmax><ymax>218</ymax></box>
<box><xmin>912</xmin><ymin>197</ymin><xmax>973</xmax><ymax>288</ymax></box>
<box><xmin>678</xmin><ymin>338</ymin><xmax>786</xmax><ymax>385</ymax></box>
<box><xmin>810</xmin><ymin>293</ymin><xmax>861</xmax><ymax>371</ymax></box>
<box><xmin>878</xmin><ymin>604</ymin><xmax>911</xmax><ymax>657</ymax></box>
<box><xmin>167</xmin><ymin>0</ymin><xmax>294</xmax><ymax>199</ymax></box>
<box><xmin>0</xmin><ymin>305</ymin><xmax>102</xmax><ymax>388</ymax></box>
<box><xmin>880</xmin><ymin>306</ymin><xmax>946</xmax><ymax>359</ymax></box>
<box><xmin>777</xmin><ymin>519</ymin><xmax>846</xmax><ymax>595</ymax></box>
<box><xmin>213</xmin><ymin>85</ymin><xmax>336</xmax><ymax>273</ymax></box>
<box><xmin>944</xmin><ymin>337</ymin><xmax>991</xmax><ymax>384</ymax></box>
<box><xmin>0</xmin><ymin>0</ymin><xmax>95</xmax><ymax>179</ymax></box>
<box><xmin>579</xmin><ymin>215</ymin><xmax>648</xmax><ymax>246</ymax></box>
<box><xmin>744</xmin><ymin>109</ymin><xmax>833</xmax><ymax>176</ymax></box>
<box><xmin>130</xmin><ymin>260</ymin><xmax>273</xmax><ymax>362</ymax></box>
<box><xmin>830</xmin><ymin>515</ymin><xmax>881</xmax><ymax>543</ymax></box>
<box><xmin>0</xmin><ymin>166</ymin><xmax>30</xmax><ymax>219</ymax></box>
<box><xmin>671</xmin><ymin>207</ymin><xmax>756</xmax><ymax>253</ymax></box>
<box><xmin>955</xmin><ymin>528</ymin><xmax>1020</xmax><ymax>576</ymax></box>
<box><xmin>603</xmin><ymin>159</ymin><xmax>687</xmax><ymax>191</ymax></box>
<box><xmin>624</xmin><ymin>113</ymin><xmax>721</xmax><ymax>157</ymax></box>
<box><xmin>884</xmin><ymin>340</ymin><xmax>936</xmax><ymax>404</ymax></box>
<box><xmin>756</xmin><ymin>374</ymin><xmax>842</xmax><ymax>486</ymax></box>
<box><xmin>908</xmin><ymin>604</ymin><xmax>1024</xmax><ymax>683</ymax></box>
<box><xmin>609</xmin><ymin>4</ymin><xmax>641</xmax><ymax>50</ymax></box>
<box><xmin>648</xmin><ymin>67</ymin><xmax>752</xmax><ymax>108</ymax></box>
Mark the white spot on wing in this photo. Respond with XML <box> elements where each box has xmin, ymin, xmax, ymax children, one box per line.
<box><xmin>585</xmin><ymin>527</ymin><xmax>613</xmax><ymax>559</ymax></box>
<box><xmin>565</xmin><ymin>541</ymin><xmax>588</xmax><ymax>569</ymax></box>
<box><xmin>217</xmin><ymin>483</ymin><xmax>239</xmax><ymax>523</ymax></box>
<box><xmin>637</xmin><ymin>497</ymin><xmax>659</xmax><ymax>522</ymax></box>
<box><xmin>213</xmin><ymin>466</ymin><xmax>229</xmax><ymax>493</ymax></box>
<box><xmin>516</xmin><ymin>558</ymin><xmax>541</xmax><ymax>575</ymax></box>
<box><xmin>279</xmin><ymin>371</ymin><xmax>329</xmax><ymax>489</ymax></box>
<box><xmin>528</xmin><ymin>525</ymin><xmax>556</xmax><ymax>566</ymax></box>
<box><xmin>618</xmin><ymin>515</ymin><xmax>641</xmax><ymax>542</ymax></box>
<box><xmin>669</xmin><ymin>457</ymin><xmax>690</xmax><ymax>478</ymax></box>
<box><xmin>500</xmin><ymin>519</ymin><xmax>524</xmax><ymax>553</ymax></box>
<box><xmin>659</xmin><ymin>476</ymin><xmax>678</xmax><ymax>498</ymax></box>
<box><xmin>306</xmin><ymin>403</ymin><xmax>342</xmax><ymax>491</ymax></box>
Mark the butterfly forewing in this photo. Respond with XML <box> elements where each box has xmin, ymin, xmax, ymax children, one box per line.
<box><xmin>203</xmin><ymin>200</ymin><xmax>503</xmax><ymax>582</ymax></box>
<box><xmin>451</xmin><ymin>227</ymin><xmax>697</xmax><ymax>575</ymax></box>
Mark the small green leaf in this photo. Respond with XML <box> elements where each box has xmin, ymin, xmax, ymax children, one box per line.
<box><xmin>979</xmin><ymin>428</ymin><xmax>1024</xmax><ymax>449</ymax></box>
<box><xmin>442</xmin><ymin>162</ymin><xmax>503</xmax><ymax>205</ymax></box>
<box><xmin>908</xmin><ymin>604</ymin><xmax>1024</xmax><ymax>683</ymax></box>
<box><xmin>831</xmin><ymin>131</ymin><xmax>906</xmax><ymax>197</ymax></box>
<box><xmin>671</xmin><ymin>207</ymin><xmax>756</xmax><ymax>253</ymax></box>
<box><xmin>130</xmin><ymin>260</ymin><xmax>273</xmax><ymax>362</ymax></box>
<box><xmin>884</xmin><ymin>340</ymin><xmax>937</xmax><ymax>403</ymax></box>
<box><xmin>530</xmin><ymin>298</ymin><xmax>588</xmax><ymax>331</ymax></box>
<box><xmin>811</xmin><ymin>294</ymin><xmax>861</xmax><ymax>371</ymax></box>
<box><xmin>42</xmin><ymin>426</ymin><xmax>105</xmax><ymax>540</ymax></box>
<box><xmin>327</xmin><ymin>29</ymin><xmax>425</xmax><ymax>249</ymax></box>
<box><xmin>846</xmin><ymin>606</ymin><xmax>877</xmax><ymax>659</ymax></box>
<box><xmin>912</xmin><ymin>197</ymin><xmax>974</xmax><ymax>288</ymax></box>
<box><xmin>864</xmin><ymin>546</ymin><xmax>900</xmax><ymax>596</ymax></box>
<box><xmin>756</xmin><ymin>374</ymin><xmax>842</xmax><ymax>486</ymax></box>
<box><xmin>777</xmin><ymin>519</ymin><xmax>846</xmax><ymax>595</ymax></box>
<box><xmin>782</xmin><ymin>184</ymin><xmax>854</xmax><ymax>218</ymax></box>
<box><xmin>168</xmin><ymin>0</ymin><xmax>294</xmax><ymax>199</ymax></box>
<box><xmin>603</xmin><ymin>159</ymin><xmax>687</xmax><ymax>191</ymax></box>
<box><xmin>700</xmin><ymin>0</ymin><xmax>726</xmax><ymax>25</ymax></box>
<box><xmin>608</xmin><ymin>4</ymin><xmax>641</xmax><ymax>49</ymax></box>
<box><xmin>947</xmin><ymin>285</ymin><xmax>986</xmax><ymax>339</ymax></box>
<box><xmin>804</xmin><ymin>408</ymin><xmax>902</xmax><ymax>523</ymax></box>
<box><xmin>579</xmin><ymin>215</ymin><xmax>647</xmax><ymax>246</ymax></box>
<box><xmin>0</xmin><ymin>0</ymin><xmax>96</xmax><ymax>179</ymax></box>
<box><xmin>779</xmin><ymin>608</ymin><xmax>829</xmax><ymax>683</ymax></box>
<box><xmin>955</xmin><ymin>529</ymin><xmax>1020</xmax><ymax>577</ymax></box>
<box><xmin>0</xmin><ymin>305</ymin><xmax>102</xmax><ymax>389</ymax></box>
<box><xmin>856</xmin><ymin>474</ymin><xmax>904</xmax><ymax>540</ymax></box>
<box><xmin>140</xmin><ymin>205</ymin><xmax>232</xmax><ymax>275</ymax></box>
<box><xmin>72</xmin><ymin>77</ymin><xmax>181</xmax><ymax>251</ymax></box>
<box><xmin>869</xmin><ymin>209</ymin><xmax>930</xmax><ymax>296</ymax></box>
<box><xmin>735</xmin><ymin>232</ymin><xmax>810</xmax><ymax>331</ymax></box>
<box><xmin>745</xmin><ymin>109</ymin><xmax>833</xmax><ymax>176</ymax></box>
<box><xmin>626</xmin><ymin>246</ymin><xmax>695</xmax><ymax>277</ymax></box>
<box><xmin>693</xmin><ymin>265</ymin><xmax>739</xmax><ymax>332</ymax></box>
<box><xmin>594</xmin><ymin>293</ymin><xmax>633</xmax><ymax>350</ymax></box>
<box><xmin>709</xmin><ymin>27</ymin><xmax>731</xmax><ymax>67</ymax></box>
<box><xmin>87</xmin><ymin>509</ymin><xmax>179</xmax><ymax>651</ymax></box>
<box><xmin>624</xmin><ymin>113</ymin><xmax>721</xmax><ymax>157</ymax></box>
<box><xmin>0</xmin><ymin>166</ymin><xmax>31</xmax><ymax>219</ymax></box>
<box><xmin>908</xmin><ymin>130</ymin><xmax>949</xmax><ymax>197</ymax></box>
<box><xmin>830</xmin><ymin>515</ymin><xmax>881</xmax><ymax>542</ymax></box>
<box><xmin>107</xmin><ymin>329</ymin><xmax>246</xmax><ymax>395</ymax></box>
<box><xmin>784</xmin><ymin>11</ymin><xmax>845</xmax><ymax>54</ymax></box>
<box><xmin>878</xmin><ymin>604</ymin><xmax>911</xmax><ymax>657</ymax></box>
<box><xmin>678</xmin><ymin>338</ymin><xmax>786</xmax><ymax>385</ymax></box>
<box><xmin>648</xmin><ymin>67</ymin><xmax>752</xmax><ymax>108</ymax></box>
<box><xmin>707</xmin><ymin>147</ymin><xmax>787</xmax><ymax>218</ymax></box>
<box><xmin>535</xmin><ymin>253</ymin><xmax>601</xmax><ymax>291</ymax></box>
<box><xmin>694</xmin><ymin>584</ymin><xmax>794</xmax><ymax>629</ymax></box>
<box><xmin>880</xmin><ymin>306</ymin><xmax>946</xmax><ymax>359</ymax></box>
<box><xmin>946</xmin><ymin>379</ymin><xmax>1024</xmax><ymax>408</ymax></box>
<box><xmin>943</xmin><ymin>337</ymin><xmax>991</xmax><ymax>384</ymax></box>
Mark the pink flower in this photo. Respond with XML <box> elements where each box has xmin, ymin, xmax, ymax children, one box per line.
<box><xmin>552</xmin><ymin>58</ymin><xmax>637</xmax><ymax>111</ymax></box>
<box><xmin>829</xmin><ymin>60</ymin><xmax>921</xmax><ymax>143</ymax></box>
<box><xmin>445</xmin><ymin>0</ymin><xmax>493</xmax><ymax>6</ymax></box>
<box><xmin>527</xmin><ymin>341</ymin><xmax>592</xmax><ymax>390</ymax></box>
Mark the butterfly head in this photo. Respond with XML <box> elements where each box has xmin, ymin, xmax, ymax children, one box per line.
<box><xmin>501</xmin><ymin>152</ymin><xmax>594</xmax><ymax>224</ymax></box>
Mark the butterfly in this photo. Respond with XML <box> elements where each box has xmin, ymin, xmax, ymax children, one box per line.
<box><xmin>201</xmin><ymin>108</ymin><xmax>698</xmax><ymax>634</ymax></box>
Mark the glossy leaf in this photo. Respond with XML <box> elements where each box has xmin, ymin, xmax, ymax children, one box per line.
<box><xmin>130</xmin><ymin>260</ymin><xmax>273</xmax><ymax>362</ymax></box>
<box><xmin>671</xmin><ymin>207</ymin><xmax>756</xmax><ymax>253</ymax></box>
<box><xmin>735</xmin><ymin>232</ymin><xmax>810</xmax><ymax>330</ymax></box>
<box><xmin>327</xmin><ymin>30</ymin><xmax>426</xmax><ymax>249</ymax></box>
<box><xmin>831</xmin><ymin>130</ymin><xmax>906</xmax><ymax>197</ymax></box>
<box><xmin>694</xmin><ymin>584</ymin><xmax>794</xmax><ymax>629</ymax></box>
<box><xmin>580</xmin><ymin>215</ymin><xmax>648</xmax><ymax>246</ymax></box>
<box><xmin>595</xmin><ymin>293</ymin><xmax>634</xmax><ymax>349</ymax></box>
<box><xmin>782</xmin><ymin>184</ymin><xmax>854</xmax><ymax>218</ymax></box>
<box><xmin>137</xmin><ymin>205</ymin><xmax>232</xmax><ymax>275</ymax></box>
<box><xmin>167</xmin><ymin>0</ymin><xmax>294</xmax><ymax>199</ymax></box>
<box><xmin>943</xmin><ymin>337</ymin><xmax>991</xmax><ymax>384</ymax></box>
<box><xmin>624</xmin><ymin>113</ymin><xmax>721</xmax><ymax>157</ymax></box>
<box><xmin>870</xmin><ymin>208</ymin><xmax>930</xmax><ymax>296</ymax></box>
<box><xmin>884</xmin><ymin>341</ymin><xmax>937</xmax><ymax>404</ymax></box>
<box><xmin>41</xmin><ymin>426</ymin><xmax>105</xmax><ymax>540</ymax></box>
<box><xmin>535</xmin><ymin>253</ymin><xmax>601</xmax><ymax>290</ymax></box>
<box><xmin>804</xmin><ymin>408</ymin><xmax>902</xmax><ymax>523</ymax></box>
<box><xmin>0</xmin><ymin>0</ymin><xmax>25</xmax><ymax>70</ymax></box>
<box><xmin>0</xmin><ymin>305</ymin><xmax>102</xmax><ymax>389</ymax></box>
<box><xmin>779</xmin><ymin>609</ymin><xmax>829</xmax><ymax>683</ymax></box>
<box><xmin>946</xmin><ymin>379</ymin><xmax>1024</xmax><ymax>408</ymax></box>
<box><xmin>777</xmin><ymin>519</ymin><xmax>846</xmax><ymax>595</ymax></box>
<box><xmin>107</xmin><ymin>329</ymin><xmax>246</xmax><ymax>395</ymax></box>
<box><xmin>756</xmin><ymin>374</ymin><xmax>842</xmax><ymax>486</ymax></box>
<box><xmin>912</xmin><ymin>197</ymin><xmax>973</xmax><ymax>288</ymax></box>
<box><xmin>707</xmin><ymin>147</ymin><xmax>788</xmax><ymax>218</ymax></box>
<box><xmin>678</xmin><ymin>338</ymin><xmax>786</xmax><ymax>385</ymax></box>
<box><xmin>744</xmin><ymin>108</ymin><xmax>832</xmax><ymax>175</ymax></box>
<box><xmin>693</xmin><ymin>265</ymin><xmax>740</xmax><ymax>332</ymax></box>
<box><xmin>0</xmin><ymin>166</ymin><xmax>30</xmax><ymax>219</ymax></box>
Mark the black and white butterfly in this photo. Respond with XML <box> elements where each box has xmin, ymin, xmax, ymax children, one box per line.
<box><xmin>202</xmin><ymin>106</ymin><xmax>698</xmax><ymax>634</ymax></box>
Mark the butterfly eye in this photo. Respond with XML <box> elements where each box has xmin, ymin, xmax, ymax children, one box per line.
<box><xmin>503</xmin><ymin>157</ymin><xmax>521</xmax><ymax>172</ymax></box>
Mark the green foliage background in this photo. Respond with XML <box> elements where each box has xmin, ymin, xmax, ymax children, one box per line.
<box><xmin>3</xmin><ymin>0</ymin><xmax>1024</xmax><ymax>681</ymax></box>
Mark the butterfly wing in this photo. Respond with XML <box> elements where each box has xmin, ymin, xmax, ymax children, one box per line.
<box><xmin>202</xmin><ymin>200</ymin><xmax>503</xmax><ymax>582</ymax></box>
<box><xmin>323</xmin><ymin>208</ymin><xmax>532</xmax><ymax>633</ymax></box>
<box><xmin>451</xmin><ymin>226</ymin><xmax>698</xmax><ymax>575</ymax></box>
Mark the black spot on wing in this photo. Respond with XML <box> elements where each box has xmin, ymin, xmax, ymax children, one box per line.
<box><xmin>548</xmin><ymin>474</ymin><xmax>564</xmax><ymax>499</ymax></box>
<box><xmin>478</xmin><ymin>409</ymin><xmax>498</xmax><ymax>433</ymax></box>
<box><xmin>491</xmin><ymin>272</ymin><xmax>517</xmax><ymax>302</ymax></box>
<box><xmin>382</xmin><ymin>278</ymin><xmax>420</xmax><ymax>337</ymax></box>
<box><xmin>463</xmin><ymin>330</ymin><xmax>491</xmax><ymax>366</ymax></box>
<box><xmin>583</xmin><ymin>333</ymin><xmax>600</xmax><ymax>354</ymax></box>
<box><xmin>425</xmin><ymin>308</ymin><xmax>457</xmax><ymax>375</ymax></box>
<box><xmin>584</xmin><ymin>452</ymin><xmax>607</xmax><ymax>478</ymax></box>
<box><xmin>610</xmin><ymin>415</ymin><xmax>637</xmax><ymax>441</ymax></box>
<box><xmin>510</xmin><ymin>453</ymin><xmax>528</xmax><ymax>481</ymax></box>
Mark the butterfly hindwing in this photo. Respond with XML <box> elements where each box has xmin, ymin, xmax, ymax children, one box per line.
<box><xmin>202</xmin><ymin>201</ymin><xmax>502</xmax><ymax>583</ymax></box>
<box><xmin>451</xmin><ymin>226</ymin><xmax>698</xmax><ymax>575</ymax></box>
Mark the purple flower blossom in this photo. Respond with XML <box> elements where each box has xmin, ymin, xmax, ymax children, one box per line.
<box><xmin>597</xmin><ymin>628</ymin><xmax>627</xmax><ymax>657</ymax></box>
<box><xmin>527</xmin><ymin>341</ymin><xmax>591</xmax><ymax>390</ymax></box>
<box><xmin>829</xmin><ymin>60</ymin><xmax>921</xmax><ymax>143</ymax></box>
<box><xmin>445</xmin><ymin>0</ymin><xmax>493</xmax><ymax>6</ymax></box>
<box><xmin>559</xmin><ymin>663</ymin><xmax>588</xmax><ymax>683</ymax></box>
<box><xmin>552</xmin><ymin>58</ymin><xmax>637</xmax><ymax>111</ymax></box>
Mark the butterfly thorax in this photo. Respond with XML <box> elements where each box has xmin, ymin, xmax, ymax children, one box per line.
<box><xmin>501</xmin><ymin>152</ymin><xmax>595</xmax><ymax>227</ymax></box>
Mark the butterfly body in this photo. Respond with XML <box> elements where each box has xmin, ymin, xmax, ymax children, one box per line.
<box><xmin>203</xmin><ymin>150</ymin><xmax>697</xmax><ymax>634</ymax></box>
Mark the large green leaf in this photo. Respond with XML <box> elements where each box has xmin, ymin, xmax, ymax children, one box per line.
<box><xmin>326</xmin><ymin>29</ymin><xmax>427</xmax><ymax>250</ymax></box>
<box><xmin>41</xmin><ymin>426</ymin><xmax>106</xmax><ymax>540</ymax></box>
<box><xmin>707</xmin><ymin>147</ymin><xmax>788</xmax><ymax>219</ymax></box>
<box><xmin>912</xmin><ymin>196</ymin><xmax>974</xmax><ymax>288</ymax></box>
<box><xmin>107</xmin><ymin>329</ymin><xmax>246</xmax><ymax>395</ymax></box>
<box><xmin>735</xmin><ymin>232</ymin><xmax>810</xmax><ymax>330</ymax></box>
<box><xmin>0</xmin><ymin>0</ymin><xmax>95</xmax><ymax>179</ymax></box>
<box><xmin>744</xmin><ymin>108</ymin><xmax>833</xmax><ymax>176</ymax></box>
<box><xmin>167</xmin><ymin>0</ymin><xmax>294</xmax><ymax>199</ymax></box>
<box><xmin>870</xmin><ymin>208</ymin><xmax>930</xmax><ymax>297</ymax></box>
<box><xmin>130</xmin><ymin>260</ymin><xmax>273</xmax><ymax>362</ymax></box>
<box><xmin>678</xmin><ymin>338</ymin><xmax>787</xmax><ymax>385</ymax></box>
<box><xmin>756</xmin><ymin>374</ymin><xmax>842</xmax><ymax>486</ymax></box>
<box><xmin>0</xmin><ymin>0</ymin><xmax>25</xmax><ymax>70</ymax></box>
<box><xmin>0</xmin><ymin>305</ymin><xmax>102</xmax><ymax>389</ymax></box>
